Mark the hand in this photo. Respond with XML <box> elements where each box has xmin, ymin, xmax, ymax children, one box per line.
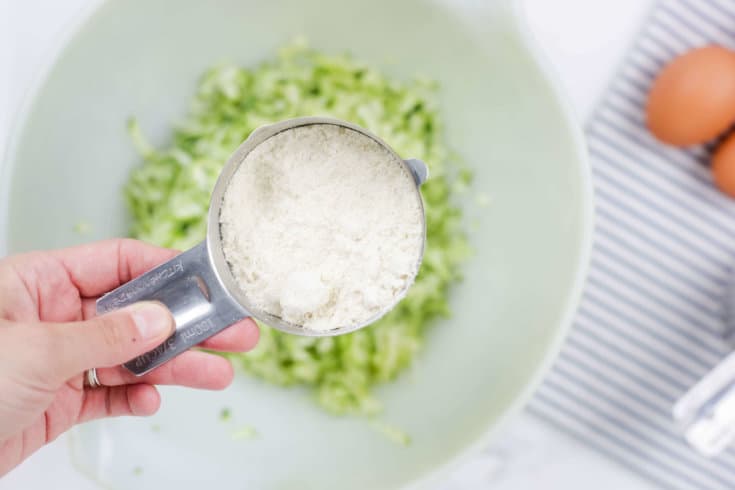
<box><xmin>0</xmin><ymin>239</ymin><xmax>259</xmax><ymax>475</ymax></box>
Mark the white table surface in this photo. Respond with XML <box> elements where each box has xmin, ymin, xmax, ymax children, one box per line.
<box><xmin>0</xmin><ymin>0</ymin><xmax>660</xmax><ymax>488</ymax></box>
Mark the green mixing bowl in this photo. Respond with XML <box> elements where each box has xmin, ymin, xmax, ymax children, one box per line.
<box><xmin>1</xmin><ymin>0</ymin><xmax>591</xmax><ymax>488</ymax></box>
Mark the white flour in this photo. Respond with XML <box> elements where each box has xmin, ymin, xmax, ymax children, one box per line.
<box><xmin>219</xmin><ymin>124</ymin><xmax>424</xmax><ymax>331</ymax></box>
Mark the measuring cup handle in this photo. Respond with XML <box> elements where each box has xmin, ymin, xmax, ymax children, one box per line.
<box><xmin>96</xmin><ymin>241</ymin><xmax>248</xmax><ymax>376</ymax></box>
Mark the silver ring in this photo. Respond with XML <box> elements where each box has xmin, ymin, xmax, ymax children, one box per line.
<box><xmin>85</xmin><ymin>368</ymin><xmax>102</xmax><ymax>388</ymax></box>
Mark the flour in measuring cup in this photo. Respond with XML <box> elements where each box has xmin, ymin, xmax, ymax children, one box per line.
<box><xmin>219</xmin><ymin>124</ymin><xmax>424</xmax><ymax>331</ymax></box>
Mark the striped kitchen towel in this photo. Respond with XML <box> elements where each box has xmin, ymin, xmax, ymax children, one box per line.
<box><xmin>526</xmin><ymin>1</ymin><xmax>735</xmax><ymax>489</ymax></box>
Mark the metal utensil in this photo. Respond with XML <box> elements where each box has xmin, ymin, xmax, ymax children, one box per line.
<box><xmin>97</xmin><ymin>117</ymin><xmax>428</xmax><ymax>376</ymax></box>
<box><xmin>673</xmin><ymin>274</ymin><xmax>735</xmax><ymax>457</ymax></box>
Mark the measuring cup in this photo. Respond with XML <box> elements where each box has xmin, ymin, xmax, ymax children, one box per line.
<box><xmin>97</xmin><ymin>117</ymin><xmax>428</xmax><ymax>376</ymax></box>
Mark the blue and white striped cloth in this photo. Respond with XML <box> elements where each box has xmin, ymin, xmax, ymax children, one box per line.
<box><xmin>526</xmin><ymin>1</ymin><xmax>735</xmax><ymax>488</ymax></box>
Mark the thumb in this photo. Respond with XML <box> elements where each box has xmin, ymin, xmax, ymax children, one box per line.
<box><xmin>45</xmin><ymin>302</ymin><xmax>174</xmax><ymax>383</ymax></box>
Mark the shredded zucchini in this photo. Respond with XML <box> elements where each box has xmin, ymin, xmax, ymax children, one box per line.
<box><xmin>124</xmin><ymin>42</ymin><xmax>470</xmax><ymax>416</ymax></box>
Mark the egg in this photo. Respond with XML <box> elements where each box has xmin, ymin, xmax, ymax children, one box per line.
<box><xmin>646</xmin><ymin>45</ymin><xmax>735</xmax><ymax>146</ymax></box>
<box><xmin>712</xmin><ymin>132</ymin><xmax>735</xmax><ymax>197</ymax></box>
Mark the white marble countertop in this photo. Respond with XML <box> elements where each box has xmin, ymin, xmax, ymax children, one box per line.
<box><xmin>0</xmin><ymin>0</ymin><xmax>659</xmax><ymax>488</ymax></box>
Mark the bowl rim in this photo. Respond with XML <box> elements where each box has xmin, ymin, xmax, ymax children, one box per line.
<box><xmin>1</xmin><ymin>0</ymin><xmax>594</xmax><ymax>487</ymax></box>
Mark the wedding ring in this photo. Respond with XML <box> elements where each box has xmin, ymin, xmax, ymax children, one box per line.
<box><xmin>84</xmin><ymin>368</ymin><xmax>102</xmax><ymax>388</ymax></box>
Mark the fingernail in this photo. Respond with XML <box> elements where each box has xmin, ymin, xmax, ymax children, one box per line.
<box><xmin>129</xmin><ymin>302</ymin><xmax>173</xmax><ymax>341</ymax></box>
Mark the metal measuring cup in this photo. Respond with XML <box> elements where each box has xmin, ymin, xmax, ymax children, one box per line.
<box><xmin>97</xmin><ymin>117</ymin><xmax>428</xmax><ymax>376</ymax></box>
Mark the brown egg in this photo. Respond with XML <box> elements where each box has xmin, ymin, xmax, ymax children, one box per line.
<box><xmin>713</xmin><ymin>132</ymin><xmax>735</xmax><ymax>197</ymax></box>
<box><xmin>646</xmin><ymin>45</ymin><xmax>735</xmax><ymax>146</ymax></box>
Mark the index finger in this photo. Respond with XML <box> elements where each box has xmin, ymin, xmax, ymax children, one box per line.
<box><xmin>52</xmin><ymin>238</ymin><xmax>179</xmax><ymax>297</ymax></box>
